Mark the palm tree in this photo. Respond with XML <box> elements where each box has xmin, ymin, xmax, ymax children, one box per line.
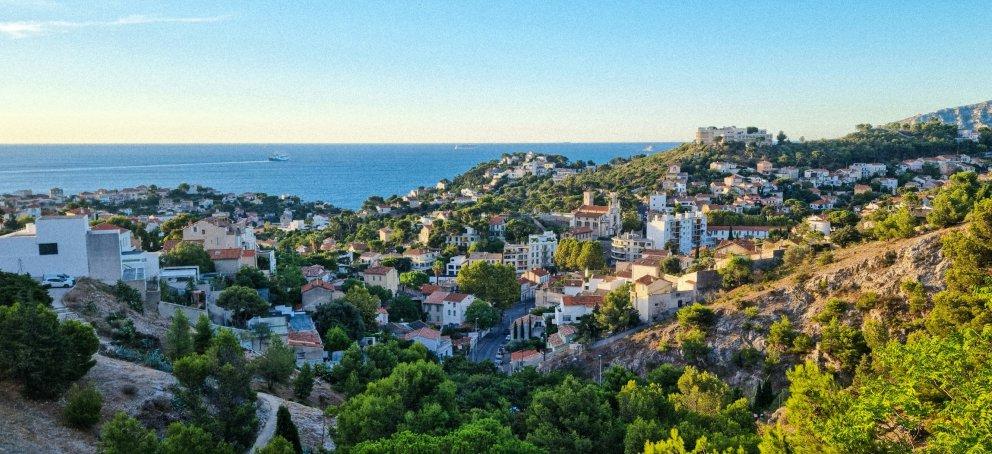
<box><xmin>432</xmin><ymin>260</ymin><xmax>444</xmax><ymax>284</ymax></box>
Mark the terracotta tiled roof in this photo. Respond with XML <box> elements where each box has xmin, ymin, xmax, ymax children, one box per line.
<box><xmin>301</xmin><ymin>280</ymin><xmax>335</xmax><ymax>293</ymax></box>
<box><xmin>510</xmin><ymin>349</ymin><xmax>541</xmax><ymax>362</ymax></box>
<box><xmin>420</xmin><ymin>284</ymin><xmax>441</xmax><ymax>295</ymax></box>
<box><xmin>208</xmin><ymin>248</ymin><xmax>246</xmax><ymax>260</ymax></box>
<box><xmin>528</xmin><ymin>268</ymin><xmax>550</xmax><ymax>277</ymax></box>
<box><xmin>562</xmin><ymin>294</ymin><xmax>602</xmax><ymax>307</ymax></box>
<box><xmin>364</xmin><ymin>266</ymin><xmax>395</xmax><ymax>276</ymax></box>
<box><xmin>573</xmin><ymin>204</ymin><xmax>610</xmax><ymax>217</ymax></box>
<box><xmin>91</xmin><ymin>223</ymin><xmax>127</xmax><ymax>232</ymax></box>
<box><xmin>424</xmin><ymin>291</ymin><xmax>449</xmax><ymax>305</ymax></box>
<box><xmin>403</xmin><ymin>327</ymin><xmax>441</xmax><ymax>341</ymax></box>
<box><xmin>444</xmin><ymin>293</ymin><xmax>471</xmax><ymax>303</ymax></box>
<box><xmin>287</xmin><ymin>331</ymin><xmax>323</xmax><ymax>349</ymax></box>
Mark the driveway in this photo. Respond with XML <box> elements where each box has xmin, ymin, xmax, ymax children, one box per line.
<box><xmin>472</xmin><ymin>299</ymin><xmax>534</xmax><ymax>364</ymax></box>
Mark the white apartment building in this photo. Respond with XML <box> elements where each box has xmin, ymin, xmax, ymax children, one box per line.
<box><xmin>502</xmin><ymin>243</ymin><xmax>530</xmax><ymax>274</ymax></box>
<box><xmin>646</xmin><ymin>210</ymin><xmax>707</xmax><ymax>254</ymax></box>
<box><xmin>648</xmin><ymin>193</ymin><xmax>668</xmax><ymax>212</ymax></box>
<box><xmin>611</xmin><ymin>232</ymin><xmax>655</xmax><ymax>262</ymax></box>
<box><xmin>696</xmin><ymin>126</ymin><xmax>773</xmax><ymax>146</ymax></box>
<box><xmin>527</xmin><ymin>231</ymin><xmax>558</xmax><ymax>269</ymax></box>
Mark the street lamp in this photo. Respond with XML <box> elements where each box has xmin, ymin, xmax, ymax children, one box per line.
<box><xmin>597</xmin><ymin>354</ymin><xmax>603</xmax><ymax>384</ymax></box>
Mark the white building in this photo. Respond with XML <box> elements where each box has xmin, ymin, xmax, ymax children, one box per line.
<box><xmin>611</xmin><ymin>232</ymin><xmax>655</xmax><ymax>262</ymax></box>
<box><xmin>805</xmin><ymin>216</ymin><xmax>832</xmax><ymax>236</ymax></box>
<box><xmin>649</xmin><ymin>193</ymin><xmax>668</xmax><ymax>212</ymax></box>
<box><xmin>646</xmin><ymin>210</ymin><xmax>707</xmax><ymax>254</ymax></box>
<box><xmin>0</xmin><ymin>216</ymin><xmax>159</xmax><ymax>282</ymax></box>
<box><xmin>528</xmin><ymin>231</ymin><xmax>558</xmax><ymax>269</ymax></box>
<box><xmin>696</xmin><ymin>126</ymin><xmax>773</xmax><ymax>146</ymax></box>
<box><xmin>554</xmin><ymin>294</ymin><xmax>602</xmax><ymax>325</ymax></box>
<box><xmin>0</xmin><ymin>216</ymin><xmax>90</xmax><ymax>278</ymax></box>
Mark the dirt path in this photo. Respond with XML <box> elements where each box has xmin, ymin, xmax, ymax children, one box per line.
<box><xmin>251</xmin><ymin>392</ymin><xmax>281</xmax><ymax>452</ymax></box>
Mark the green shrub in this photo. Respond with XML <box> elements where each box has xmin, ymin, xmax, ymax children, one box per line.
<box><xmin>676</xmin><ymin>304</ymin><xmax>717</xmax><ymax>330</ymax></box>
<box><xmin>114</xmin><ymin>281</ymin><xmax>143</xmax><ymax>312</ymax></box>
<box><xmin>64</xmin><ymin>384</ymin><xmax>103</xmax><ymax>428</ymax></box>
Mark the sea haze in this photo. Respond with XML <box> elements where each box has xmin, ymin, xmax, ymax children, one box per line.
<box><xmin>0</xmin><ymin>143</ymin><xmax>679</xmax><ymax>209</ymax></box>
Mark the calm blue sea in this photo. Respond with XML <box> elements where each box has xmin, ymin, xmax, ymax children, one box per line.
<box><xmin>0</xmin><ymin>143</ymin><xmax>678</xmax><ymax>209</ymax></box>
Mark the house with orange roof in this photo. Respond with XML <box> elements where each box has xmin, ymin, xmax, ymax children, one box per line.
<box><xmin>402</xmin><ymin>327</ymin><xmax>452</xmax><ymax>358</ymax></box>
<box><xmin>301</xmin><ymin>279</ymin><xmax>343</xmax><ymax>311</ymax></box>
<box><xmin>208</xmin><ymin>248</ymin><xmax>257</xmax><ymax>276</ymax></box>
<box><xmin>509</xmin><ymin>349</ymin><xmax>543</xmax><ymax>371</ymax></box>
<box><xmin>554</xmin><ymin>294</ymin><xmax>602</xmax><ymax>325</ymax></box>
<box><xmin>363</xmin><ymin>266</ymin><xmax>399</xmax><ymax>293</ymax></box>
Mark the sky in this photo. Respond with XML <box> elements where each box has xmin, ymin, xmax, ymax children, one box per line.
<box><xmin>1</xmin><ymin>1</ymin><xmax>990</xmax><ymax>144</ymax></box>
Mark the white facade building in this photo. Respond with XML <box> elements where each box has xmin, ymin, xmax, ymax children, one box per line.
<box><xmin>646</xmin><ymin>210</ymin><xmax>707</xmax><ymax>254</ymax></box>
<box><xmin>528</xmin><ymin>231</ymin><xmax>558</xmax><ymax>269</ymax></box>
<box><xmin>0</xmin><ymin>216</ymin><xmax>90</xmax><ymax>278</ymax></box>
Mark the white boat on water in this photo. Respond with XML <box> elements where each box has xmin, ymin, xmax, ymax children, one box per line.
<box><xmin>268</xmin><ymin>153</ymin><xmax>289</xmax><ymax>161</ymax></box>
<box><xmin>643</xmin><ymin>144</ymin><xmax>654</xmax><ymax>152</ymax></box>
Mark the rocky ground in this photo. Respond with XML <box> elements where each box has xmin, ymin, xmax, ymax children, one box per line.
<box><xmin>0</xmin><ymin>283</ymin><xmax>335</xmax><ymax>453</ymax></box>
<box><xmin>544</xmin><ymin>228</ymin><xmax>950</xmax><ymax>395</ymax></box>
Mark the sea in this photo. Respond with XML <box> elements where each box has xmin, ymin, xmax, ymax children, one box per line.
<box><xmin>0</xmin><ymin>143</ymin><xmax>679</xmax><ymax>209</ymax></box>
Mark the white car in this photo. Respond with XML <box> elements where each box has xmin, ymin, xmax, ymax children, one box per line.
<box><xmin>42</xmin><ymin>274</ymin><xmax>75</xmax><ymax>288</ymax></box>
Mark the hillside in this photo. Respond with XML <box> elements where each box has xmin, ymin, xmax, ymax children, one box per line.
<box><xmin>897</xmin><ymin>99</ymin><xmax>992</xmax><ymax>131</ymax></box>
<box><xmin>544</xmin><ymin>226</ymin><xmax>951</xmax><ymax>395</ymax></box>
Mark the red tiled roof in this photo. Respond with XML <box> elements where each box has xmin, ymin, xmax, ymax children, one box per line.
<box><xmin>364</xmin><ymin>266</ymin><xmax>395</xmax><ymax>276</ymax></box>
<box><xmin>528</xmin><ymin>268</ymin><xmax>550</xmax><ymax>277</ymax></box>
<box><xmin>403</xmin><ymin>327</ymin><xmax>441</xmax><ymax>341</ymax></box>
<box><xmin>573</xmin><ymin>204</ymin><xmax>610</xmax><ymax>217</ymax></box>
<box><xmin>301</xmin><ymin>280</ymin><xmax>335</xmax><ymax>293</ymax></box>
<box><xmin>635</xmin><ymin>275</ymin><xmax>656</xmax><ymax>285</ymax></box>
<box><xmin>547</xmin><ymin>333</ymin><xmax>564</xmax><ymax>348</ymax></box>
<box><xmin>444</xmin><ymin>293</ymin><xmax>471</xmax><ymax>303</ymax></box>
<box><xmin>208</xmin><ymin>248</ymin><xmax>250</xmax><ymax>260</ymax></box>
<box><xmin>557</xmin><ymin>325</ymin><xmax>577</xmax><ymax>337</ymax></box>
<box><xmin>510</xmin><ymin>349</ymin><xmax>541</xmax><ymax>362</ymax></box>
<box><xmin>424</xmin><ymin>291</ymin><xmax>449</xmax><ymax>305</ymax></box>
<box><xmin>91</xmin><ymin>223</ymin><xmax>127</xmax><ymax>232</ymax></box>
<box><xmin>287</xmin><ymin>331</ymin><xmax>323</xmax><ymax>349</ymax></box>
<box><xmin>562</xmin><ymin>294</ymin><xmax>602</xmax><ymax>307</ymax></box>
<box><xmin>420</xmin><ymin>284</ymin><xmax>441</xmax><ymax>294</ymax></box>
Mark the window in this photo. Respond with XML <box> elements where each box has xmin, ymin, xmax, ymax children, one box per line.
<box><xmin>38</xmin><ymin>243</ymin><xmax>58</xmax><ymax>255</ymax></box>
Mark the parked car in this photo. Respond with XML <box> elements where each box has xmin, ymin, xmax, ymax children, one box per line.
<box><xmin>42</xmin><ymin>274</ymin><xmax>75</xmax><ymax>288</ymax></box>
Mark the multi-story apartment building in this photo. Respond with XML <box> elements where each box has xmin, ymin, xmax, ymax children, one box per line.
<box><xmin>645</xmin><ymin>210</ymin><xmax>707</xmax><ymax>254</ymax></box>
<box><xmin>696</xmin><ymin>126</ymin><xmax>773</xmax><ymax>146</ymax></box>
<box><xmin>527</xmin><ymin>231</ymin><xmax>558</xmax><ymax>269</ymax></box>
<box><xmin>610</xmin><ymin>232</ymin><xmax>655</xmax><ymax>262</ymax></box>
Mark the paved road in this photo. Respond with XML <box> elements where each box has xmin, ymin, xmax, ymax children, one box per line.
<box><xmin>473</xmin><ymin>299</ymin><xmax>534</xmax><ymax>364</ymax></box>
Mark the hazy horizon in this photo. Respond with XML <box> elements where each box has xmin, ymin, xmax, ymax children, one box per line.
<box><xmin>2</xmin><ymin>1</ymin><xmax>990</xmax><ymax>144</ymax></box>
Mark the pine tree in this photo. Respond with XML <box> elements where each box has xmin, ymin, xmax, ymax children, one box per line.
<box><xmin>275</xmin><ymin>405</ymin><xmax>303</xmax><ymax>453</ymax></box>
<box><xmin>164</xmin><ymin>311</ymin><xmax>193</xmax><ymax>360</ymax></box>
<box><xmin>192</xmin><ymin>313</ymin><xmax>213</xmax><ymax>354</ymax></box>
<box><xmin>293</xmin><ymin>363</ymin><xmax>315</xmax><ymax>400</ymax></box>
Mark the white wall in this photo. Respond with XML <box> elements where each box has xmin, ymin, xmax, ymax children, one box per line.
<box><xmin>0</xmin><ymin>217</ymin><xmax>90</xmax><ymax>278</ymax></box>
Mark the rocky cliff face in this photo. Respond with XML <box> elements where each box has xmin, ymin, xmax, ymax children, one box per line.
<box><xmin>544</xmin><ymin>229</ymin><xmax>950</xmax><ymax>393</ymax></box>
<box><xmin>898</xmin><ymin>99</ymin><xmax>992</xmax><ymax>131</ymax></box>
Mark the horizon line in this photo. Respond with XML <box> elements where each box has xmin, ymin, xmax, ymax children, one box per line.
<box><xmin>0</xmin><ymin>140</ymin><xmax>690</xmax><ymax>146</ymax></box>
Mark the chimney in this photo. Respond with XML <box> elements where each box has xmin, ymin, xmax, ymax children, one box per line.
<box><xmin>583</xmin><ymin>191</ymin><xmax>594</xmax><ymax>206</ymax></box>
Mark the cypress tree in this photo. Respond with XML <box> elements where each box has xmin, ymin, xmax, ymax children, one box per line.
<box><xmin>275</xmin><ymin>405</ymin><xmax>302</xmax><ymax>453</ymax></box>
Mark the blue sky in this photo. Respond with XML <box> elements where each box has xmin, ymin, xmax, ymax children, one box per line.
<box><xmin>1</xmin><ymin>1</ymin><xmax>990</xmax><ymax>143</ymax></box>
